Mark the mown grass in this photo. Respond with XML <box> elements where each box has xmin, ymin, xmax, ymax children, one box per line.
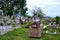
<box><xmin>0</xmin><ymin>25</ymin><xmax>60</xmax><ymax>40</ymax></box>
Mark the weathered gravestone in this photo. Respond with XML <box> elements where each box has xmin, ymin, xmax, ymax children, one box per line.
<box><xmin>28</xmin><ymin>19</ymin><xmax>42</xmax><ymax>38</ymax></box>
<box><xmin>46</xmin><ymin>23</ymin><xmax>58</xmax><ymax>34</ymax></box>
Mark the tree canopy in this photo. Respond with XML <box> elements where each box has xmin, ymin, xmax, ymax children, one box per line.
<box><xmin>54</xmin><ymin>16</ymin><xmax>60</xmax><ymax>24</ymax></box>
<box><xmin>1</xmin><ymin>0</ymin><xmax>27</xmax><ymax>16</ymax></box>
<box><xmin>32</xmin><ymin>7</ymin><xmax>45</xmax><ymax>19</ymax></box>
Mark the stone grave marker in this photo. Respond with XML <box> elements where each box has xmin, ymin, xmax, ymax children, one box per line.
<box><xmin>46</xmin><ymin>23</ymin><xmax>58</xmax><ymax>34</ymax></box>
<box><xmin>28</xmin><ymin>19</ymin><xmax>42</xmax><ymax>38</ymax></box>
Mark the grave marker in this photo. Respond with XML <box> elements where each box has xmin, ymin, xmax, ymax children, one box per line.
<box><xmin>28</xmin><ymin>19</ymin><xmax>42</xmax><ymax>38</ymax></box>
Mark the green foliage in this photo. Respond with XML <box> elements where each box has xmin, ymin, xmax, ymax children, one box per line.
<box><xmin>54</xmin><ymin>16</ymin><xmax>60</xmax><ymax>24</ymax></box>
<box><xmin>13</xmin><ymin>0</ymin><xmax>28</xmax><ymax>16</ymax></box>
<box><xmin>12</xmin><ymin>21</ymin><xmax>17</xmax><ymax>27</ymax></box>
<box><xmin>33</xmin><ymin>7</ymin><xmax>45</xmax><ymax>18</ymax></box>
<box><xmin>2</xmin><ymin>0</ymin><xmax>27</xmax><ymax>16</ymax></box>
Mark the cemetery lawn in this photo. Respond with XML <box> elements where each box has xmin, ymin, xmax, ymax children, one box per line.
<box><xmin>0</xmin><ymin>25</ymin><xmax>60</xmax><ymax>40</ymax></box>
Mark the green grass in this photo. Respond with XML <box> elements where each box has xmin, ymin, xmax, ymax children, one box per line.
<box><xmin>0</xmin><ymin>25</ymin><xmax>60</xmax><ymax>40</ymax></box>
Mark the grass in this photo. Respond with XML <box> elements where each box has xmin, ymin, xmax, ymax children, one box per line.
<box><xmin>0</xmin><ymin>25</ymin><xmax>60</xmax><ymax>40</ymax></box>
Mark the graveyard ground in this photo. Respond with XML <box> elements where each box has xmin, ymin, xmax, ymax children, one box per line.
<box><xmin>0</xmin><ymin>25</ymin><xmax>60</xmax><ymax>40</ymax></box>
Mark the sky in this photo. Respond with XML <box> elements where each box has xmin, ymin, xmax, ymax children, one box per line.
<box><xmin>26</xmin><ymin>0</ymin><xmax>60</xmax><ymax>17</ymax></box>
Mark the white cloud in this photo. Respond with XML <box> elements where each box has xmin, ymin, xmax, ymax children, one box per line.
<box><xmin>26</xmin><ymin>0</ymin><xmax>60</xmax><ymax>7</ymax></box>
<box><xmin>26</xmin><ymin>0</ymin><xmax>60</xmax><ymax>17</ymax></box>
<box><xmin>26</xmin><ymin>0</ymin><xmax>40</xmax><ymax>10</ymax></box>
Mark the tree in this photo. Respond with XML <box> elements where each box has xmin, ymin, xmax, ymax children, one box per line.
<box><xmin>2</xmin><ymin>0</ymin><xmax>14</xmax><ymax>16</ymax></box>
<box><xmin>13</xmin><ymin>0</ymin><xmax>28</xmax><ymax>16</ymax></box>
<box><xmin>54</xmin><ymin>16</ymin><xmax>60</xmax><ymax>24</ymax></box>
<box><xmin>2</xmin><ymin>0</ymin><xmax>27</xmax><ymax>17</ymax></box>
<box><xmin>32</xmin><ymin>7</ymin><xmax>45</xmax><ymax>19</ymax></box>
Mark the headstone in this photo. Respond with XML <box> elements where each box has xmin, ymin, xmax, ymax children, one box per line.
<box><xmin>16</xmin><ymin>20</ymin><xmax>20</xmax><ymax>24</ymax></box>
<box><xmin>46</xmin><ymin>23</ymin><xmax>58</xmax><ymax>34</ymax></box>
<box><xmin>28</xmin><ymin>19</ymin><xmax>42</xmax><ymax>38</ymax></box>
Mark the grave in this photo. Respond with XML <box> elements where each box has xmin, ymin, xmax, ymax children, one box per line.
<box><xmin>46</xmin><ymin>23</ymin><xmax>58</xmax><ymax>34</ymax></box>
<box><xmin>28</xmin><ymin>19</ymin><xmax>42</xmax><ymax>38</ymax></box>
<box><xmin>0</xmin><ymin>16</ymin><xmax>21</xmax><ymax>35</ymax></box>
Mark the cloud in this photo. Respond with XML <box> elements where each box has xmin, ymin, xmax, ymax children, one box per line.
<box><xmin>26</xmin><ymin>0</ymin><xmax>60</xmax><ymax>7</ymax></box>
<box><xmin>26</xmin><ymin>0</ymin><xmax>60</xmax><ymax>17</ymax></box>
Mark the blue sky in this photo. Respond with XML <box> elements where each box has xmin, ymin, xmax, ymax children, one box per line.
<box><xmin>26</xmin><ymin>0</ymin><xmax>60</xmax><ymax>17</ymax></box>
